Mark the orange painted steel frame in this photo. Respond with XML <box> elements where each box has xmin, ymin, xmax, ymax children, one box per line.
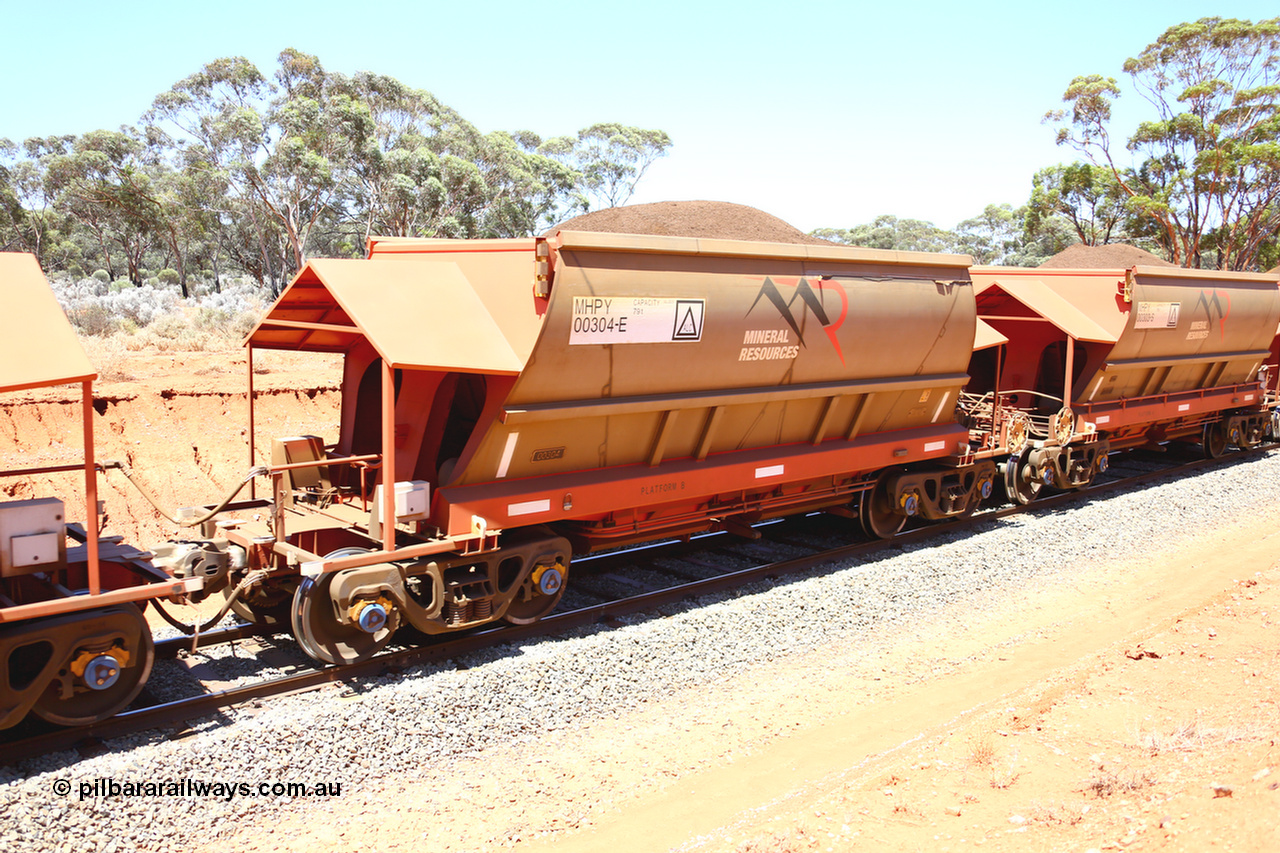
<box><xmin>440</xmin><ymin>422</ymin><xmax>965</xmax><ymax>543</ymax></box>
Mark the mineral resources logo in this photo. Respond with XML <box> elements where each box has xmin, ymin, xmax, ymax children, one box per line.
<box><xmin>744</xmin><ymin>276</ymin><xmax>848</xmax><ymax>363</ymax></box>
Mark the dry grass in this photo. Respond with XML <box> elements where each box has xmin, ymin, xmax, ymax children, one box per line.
<box><xmin>1134</xmin><ymin>713</ymin><xmax>1275</xmax><ymax>755</ymax></box>
<box><xmin>964</xmin><ymin>732</ymin><xmax>1024</xmax><ymax>789</ymax></box>
<box><xmin>967</xmin><ymin>733</ymin><xmax>996</xmax><ymax>768</ymax></box>
<box><xmin>79</xmin><ymin>335</ymin><xmax>136</xmax><ymax>382</ymax></box>
<box><xmin>1082</xmin><ymin>765</ymin><xmax>1155</xmax><ymax>798</ymax></box>
<box><xmin>1028</xmin><ymin>800</ymin><xmax>1086</xmax><ymax>826</ymax></box>
<box><xmin>733</xmin><ymin>828</ymin><xmax>821</xmax><ymax>852</ymax></box>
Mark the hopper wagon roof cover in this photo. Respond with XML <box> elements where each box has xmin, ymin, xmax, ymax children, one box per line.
<box><xmin>975</xmin><ymin>276</ymin><xmax>1119</xmax><ymax>343</ymax></box>
<box><xmin>247</xmin><ymin>258</ymin><xmax>525</xmax><ymax>374</ymax></box>
<box><xmin>0</xmin><ymin>253</ymin><xmax>96</xmax><ymax>392</ymax></box>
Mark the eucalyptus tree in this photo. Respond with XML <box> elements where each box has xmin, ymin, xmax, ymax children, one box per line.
<box><xmin>0</xmin><ymin>140</ymin><xmax>18</xmax><ymax>251</ymax></box>
<box><xmin>953</xmin><ymin>204</ymin><xmax>1035</xmax><ymax>266</ymax></box>
<box><xmin>1047</xmin><ymin>17</ymin><xmax>1280</xmax><ymax>270</ymax></box>
<box><xmin>1025</xmin><ymin>163</ymin><xmax>1131</xmax><ymax>247</ymax></box>
<box><xmin>147</xmin><ymin>50</ymin><xmax>373</xmax><ymax>281</ymax></box>
<box><xmin>811</xmin><ymin>215</ymin><xmax>958</xmax><ymax>253</ymax></box>
<box><xmin>536</xmin><ymin>123</ymin><xmax>672</xmax><ymax>216</ymax></box>
<box><xmin>1</xmin><ymin>137</ymin><xmax>78</xmax><ymax>266</ymax></box>
<box><xmin>35</xmin><ymin>129</ymin><xmax>170</xmax><ymax>285</ymax></box>
<box><xmin>479</xmin><ymin>130</ymin><xmax>579</xmax><ymax>237</ymax></box>
<box><xmin>337</xmin><ymin>72</ymin><xmax>485</xmax><ymax>241</ymax></box>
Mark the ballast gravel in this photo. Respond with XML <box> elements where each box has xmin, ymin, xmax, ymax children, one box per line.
<box><xmin>2</xmin><ymin>449</ymin><xmax>1279</xmax><ymax>852</ymax></box>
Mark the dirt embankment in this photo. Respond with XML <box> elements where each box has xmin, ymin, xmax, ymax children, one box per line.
<box><xmin>0</xmin><ymin>349</ymin><xmax>340</xmax><ymax>547</ymax></box>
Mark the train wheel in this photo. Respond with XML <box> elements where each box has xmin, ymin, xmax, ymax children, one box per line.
<box><xmin>31</xmin><ymin>604</ymin><xmax>155</xmax><ymax>727</ymax></box>
<box><xmin>227</xmin><ymin>577</ymin><xmax>299</xmax><ymax>627</ymax></box>
<box><xmin>1202</xmin><ymin>422</ymin><xmax>1227</xmax><ymax>459</ymax></box>
<box><xmin>859</xmin><ymin>471</ymin><xmax>906</xmax><ymax>539</ymax></box>
<box><xmin>291</xmin><ymin>550</ymin><xmax>399</xmax><ymax>666</ymax></box>
<box><xmin>504</xmin><ymin>559</ymin><xmax>569</xmax><ymax>625</ymax></box>
<box><xmin>1002</xmin><ymin>447</ymin><xmax>1043</xmax><ymax>506</ymax></box>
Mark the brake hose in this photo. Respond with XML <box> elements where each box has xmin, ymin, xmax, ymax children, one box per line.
<box><xmin>152</xmin><ymin>569</ymin><xmax>271</xmax><ymax>652</ymax></box>
<box><xmin>101</xmin><ymin>460</ymin><xmax>269</xmax><ymax>527</ymax></box>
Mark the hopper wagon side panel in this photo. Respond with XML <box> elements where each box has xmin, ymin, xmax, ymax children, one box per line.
<box><xmin>435</xmin><ymin>236</ymin><xmax>977</xmax><ymax>544</ymax></box>
<box><xmin>1092</xmin><ymin>270</ymin><xmax>1280</xmax><ymax>403</ymax></box>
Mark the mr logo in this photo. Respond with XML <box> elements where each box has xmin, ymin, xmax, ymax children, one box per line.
<box><xmin>1194</xmin><ymin>289</ymin><xmax>1230</xmax><ymax>338</ymax></box>
<box><xmin>746</xmin><ymin>277</ymin><xmax>849</xmax><ymax>363</ymax></box>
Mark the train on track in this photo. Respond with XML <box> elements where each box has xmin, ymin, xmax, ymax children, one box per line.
<box><xmin>2</xmin><ymin>232</ymin><xmax>1278</xmax><ymax>730</ymax></box>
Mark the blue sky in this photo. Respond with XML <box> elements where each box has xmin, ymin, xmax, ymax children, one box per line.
<box><xmin>3</xmin><ymin>1</ymin><xmax>1276</xmax><ymax>233</ymax></box>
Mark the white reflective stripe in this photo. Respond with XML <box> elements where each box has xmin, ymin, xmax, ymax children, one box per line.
<box><xmin>1178</xmin><ymin>403</ymin><xmax>1191</xmax><ymax>412</ymax></box>
<box><xmin>755</xmin><ymin>464</ymin><xmax>784</xmax><ymax>478</ymax></box>
<box><xmin>930</xmin><ymin>391</ymin><xmax>951</xmax><ymax>423</ymax></box>
<box><xmin>1088</xmin><ymin>377</ymin><xmax>1102</xmax><ymax>401</ymax></box>
<box><xmin>508</xmin><ymin>499</ymin><xmax>550</xmax><ymax>517</ymax></box>
<box><xmin>496</xmin><ymin>432</ymin><xmax>519</xmax><ymax>479</ymax></box>
<box><xmin>924</xmin><ymin>440</ymin><xmax>947</xmax><ymax>452</ymax></box>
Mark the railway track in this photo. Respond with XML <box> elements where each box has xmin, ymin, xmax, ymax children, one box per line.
<box><xmin>2</xmin><ymin>444</ymin><xmax>1271</xmax><ymax>767</ymax></box>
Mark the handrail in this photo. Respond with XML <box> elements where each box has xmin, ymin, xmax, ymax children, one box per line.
<box><xmin>269</xmin><ymin>452</ymin><xmax>380</xmax><ymax>475</ymax></box>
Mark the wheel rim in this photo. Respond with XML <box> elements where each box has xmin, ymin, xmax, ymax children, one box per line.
<box><xmin>1003</xmin><ymin>448</ymin><xmax>1043</xmax><ymax>506</ymax></box>
<box><xmin>859</xmin><ymin>472</ymin><xmax>906</xmax><ymax>539</ymax></box>
<box><xmin>291</xmin><ymin>549</ymin><xmax>398</xmax><ymax>665</ymax></box>
<box><xmin>1202</xmin><ymin>422</ymin><xmax>1227</xmax><ymax>459</ymax></box>
<box><xmin>1006</xmin><ymin>412</ymin><xmax>1030</xmax><ymax>455</ymax></box>
<box><xmin>31</xmin><ymin>604</ymin><xmax>154</xmax><ymax>727</ymax></box>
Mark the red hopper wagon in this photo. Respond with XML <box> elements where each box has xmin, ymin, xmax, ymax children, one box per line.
<box><xmin>164</xmin><ymin>232</ymin><xmax>996</xmax><ymax>664</ymax></box>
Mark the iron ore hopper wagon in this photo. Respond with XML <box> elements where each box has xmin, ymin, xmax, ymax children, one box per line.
<box><xmin>961</xmin><ymin>265</ymin><xmax>1280</xmax><ymax>504</ymax></box>
<box><xmin>154</xmin><ymin>232</ymin><xmax>996</xmax><ymax>665</ymax></box>
<box><xmin>4</xmin><ymin>235</ymin><xmax>1278</xmax><ymax>732</ymax></box>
